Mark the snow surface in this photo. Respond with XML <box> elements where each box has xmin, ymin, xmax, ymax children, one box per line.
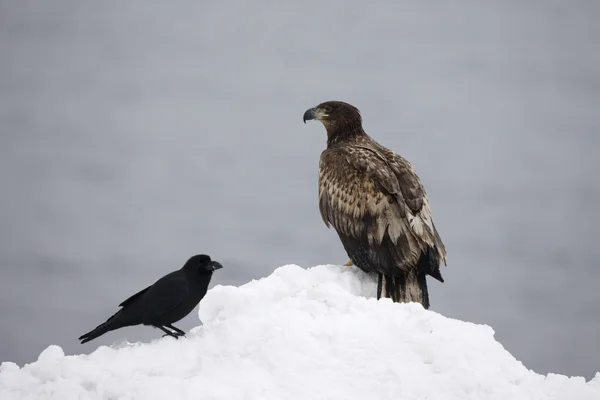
<box><xmin>1</xmin><ymin>264</ymin><xmax>599</xmax><ymax>400</ymax></box>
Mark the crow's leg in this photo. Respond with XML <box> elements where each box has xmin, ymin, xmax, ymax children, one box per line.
<box><xmin>165</xmin><ymin>324</ymin><xmax>186</xmax><ymax>336</ymax></box>
<box><xmin>156</xmin><ymin>325</ymin><xmax>179</xmax><ymax>339</ymax></box>
<box><xmin>377</xmin><ymin>273</ymin><xmax>383</xmax><ymax>300</ymax></box>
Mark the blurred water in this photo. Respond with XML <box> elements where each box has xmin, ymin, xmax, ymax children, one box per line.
<box><xmin>0</xmin><ymin>0</ymin><xmax>599</xmax><ymax>379</ymax></box>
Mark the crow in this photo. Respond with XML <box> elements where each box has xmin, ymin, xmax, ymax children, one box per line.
<box><xmin>78</xmin><ymin>254</ymin><xmax>223</xmax><ymax>344</ymax></box>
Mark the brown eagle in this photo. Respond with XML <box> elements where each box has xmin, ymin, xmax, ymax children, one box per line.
<box><xmin>303</xmin><ymin>101</ymin><xmax>447</xmax><ymax>309</ymax></box>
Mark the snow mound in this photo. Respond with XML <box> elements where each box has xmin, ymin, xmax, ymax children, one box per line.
<box><xmin>1</xmin><ymin>264</ymin><xmax>599</xmax><ymax>400</ymax></box>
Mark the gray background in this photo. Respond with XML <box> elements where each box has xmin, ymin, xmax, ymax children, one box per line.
<box><xmin>1</xmin><ymin>0</ymin><xmax>599</xmax><ymax>379</ymax></box>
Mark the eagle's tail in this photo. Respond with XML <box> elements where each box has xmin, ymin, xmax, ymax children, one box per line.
<box><xmin>380</xmin><ymin>271</ymin><xmax>430</xmax><ymax>309</ymax></box>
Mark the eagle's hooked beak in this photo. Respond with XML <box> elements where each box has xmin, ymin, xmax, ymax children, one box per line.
<box><xmin>303</xmin><ymin>107</ymin><xmax>317</xmax><ymax>124</ymax></box>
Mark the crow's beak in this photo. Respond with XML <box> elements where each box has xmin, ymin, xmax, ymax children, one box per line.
<box><xmin>208</xmin><ymin>261</ymin><xmax>223</xmax><ymax>271</ymax></box>
<box><xmin>303</xmin><ymin>107</ymin><xmax>317</xmax><ymax>124</ymax></box>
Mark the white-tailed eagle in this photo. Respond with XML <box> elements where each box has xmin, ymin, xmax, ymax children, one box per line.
<box><xmin>303</xmin><ymin>101</ymin><xmax>447</xmax><ymax>309</ymax></box>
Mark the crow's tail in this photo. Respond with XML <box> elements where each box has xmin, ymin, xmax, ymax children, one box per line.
<box><xmin>78</xmin><ymin>313</ymin><xmax>121</xmax><ymax>344</ymax></box>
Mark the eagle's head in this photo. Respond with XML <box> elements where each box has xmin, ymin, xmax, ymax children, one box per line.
<box><xmin>303</xmin><ymin>101</ymin><xmax>362</xmax><ymax>127</ymax></box>
<box><xmin>303</xmin><ymin>101</ymin><xmax>364</xmax><ymax>144</ymax></box>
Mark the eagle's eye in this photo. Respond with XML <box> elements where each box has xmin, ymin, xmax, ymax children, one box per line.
<box><xmin>324</xmin><ymin>106</ymin><xmax>332</xmax><ymax>113</ymax></box>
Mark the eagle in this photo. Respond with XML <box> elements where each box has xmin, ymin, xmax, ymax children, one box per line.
<box><xmin>303</xmin><ymin>101</ymin><xmax>447</xmax><ymax>309</ymax></box>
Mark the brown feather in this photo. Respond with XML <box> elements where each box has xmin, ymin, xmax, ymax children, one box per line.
<box><xmin>319</xmin><ymin>137</ymin><xmax>446</xmax><ymax>267</ymax></box>
<box><xmin>307</xmin><ymin>100</ymin><xmax>447</xmax><ymax>308</ymax></box>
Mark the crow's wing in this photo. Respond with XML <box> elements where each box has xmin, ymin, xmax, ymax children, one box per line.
<box><xmin>138</xmin><ymin>271</ymin><xmax>190</xmax><ymax>321</ymax></box>
<box><xmin>118</xmin><ymin>286</ymin><xmax>151</xmax><ymax>308</ymax></box>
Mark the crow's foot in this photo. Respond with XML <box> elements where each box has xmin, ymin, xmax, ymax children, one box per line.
<box><xmin>165</xmin><ymin>324</ymin><xmax>186</xmax><ymax>336</ymax></box>
<box><xmin>162</xmin><ymin>332</ymin><xmax>179</xmax><ymax>339</ymax></box>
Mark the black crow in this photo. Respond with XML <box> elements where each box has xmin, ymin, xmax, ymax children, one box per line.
<box><xmin>78</xmin><ymin>254</ymin><xmax>223</xmax><ymax>344</ymax></box>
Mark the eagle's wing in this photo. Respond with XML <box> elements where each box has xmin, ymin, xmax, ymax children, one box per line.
<box><xmin>319</xmin><ymin>144</ymin><xmax>446</xmax><ymax>267</ymax></box>
<box><xmin>378</xmin><ymin>146</ymin><xmax>447</xmax><ymax>264</ymax></box>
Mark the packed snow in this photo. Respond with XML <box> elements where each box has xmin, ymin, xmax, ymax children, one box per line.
<box><xmin>1</xmin><ymin>264</ymin><xmax>599</xmax><ymax>400</ymax></box>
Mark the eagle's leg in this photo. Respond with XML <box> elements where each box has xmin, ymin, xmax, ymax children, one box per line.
<box><xmin>343</xmin><ymin>259</ymin><xmax>353</xmax><ymax>266</ymax></box>
<box><xmin>377</xmin><ymin>273</ymin><xmax>383</xmax><ymax>300</ymax></box>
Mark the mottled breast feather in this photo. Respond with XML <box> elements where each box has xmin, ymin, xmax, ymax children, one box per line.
<box><xmin>318</xmin><ymin>136</ymin><xmax>447</xmax><ymax>269</ymax></box>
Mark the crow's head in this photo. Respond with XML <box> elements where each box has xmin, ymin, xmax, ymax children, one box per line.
<box><xmin>184</xmin><ymin>254</ymin><xmax>223</xmax><ymax>274</ymax></box>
